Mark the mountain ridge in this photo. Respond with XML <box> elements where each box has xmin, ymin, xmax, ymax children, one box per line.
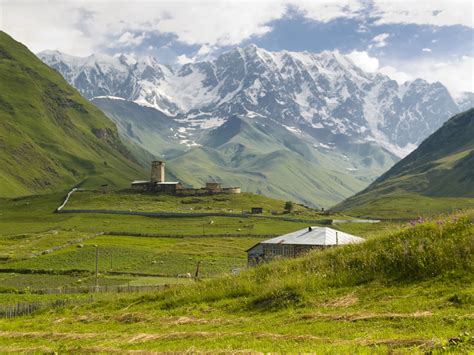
<box><xmin>37</xmin><ymin>44</ymin><xmax>473</xmax><ymax>207</ymax></box>
<box><xmin>332</xmin><ymin>108</ymin><xmax>474</xmax><ymax>216</ymax></box>
<box><xmin>39</xmin><ymin>45</ymin><xmax>471</xmax><ymax>158</ymax></box>
<box><xmin>92</xmin><ymin>97</ymin><xmax>398</xmax><ymax>208</ymax></box>
<box><xmin>0</xmin><ymin>31</ymin><xmax>145</xmax><ymax>197</ymax></box>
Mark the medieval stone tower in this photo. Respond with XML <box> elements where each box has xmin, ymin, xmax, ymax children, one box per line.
<box><xmin>151</xmin><ymin>161</ymin><xmax>165</xmax><ymax>183</ymax></box>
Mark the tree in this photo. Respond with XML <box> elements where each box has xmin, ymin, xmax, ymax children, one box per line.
<box><xmin>284</xmin><ymin>201</ymin><xmax>294</xmax><ymax>213</ymax></box>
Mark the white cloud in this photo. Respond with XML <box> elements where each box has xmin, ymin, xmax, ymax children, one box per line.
<box><xmin>371</xmin><ymin>33</ymin><xmax>390</xmax><ymax>48</ymax></box>
<box><xmin>379</xmin><ymin>65</ymin><xmax>413</xmax><ymax>84</ymax></box>
<box><xmin>347</xmin><ymin>50</ymin><xmax>379</xmax><ymax>72</ymax></box>
<box><xmin>381</xmin><ymin>56</ymin><xmax>474</xmax><ymax>97</ymax></box>
<box><xmin>115</xmin><ymin>32</ymin><xmax>147</xmax><ymax>47</ymax></box>
<box><xmin>196</xmin><ymin>44</ymin><xmax>214</xmax><ymax>57</ymax></box>
<box><xmin>154</xmin><ymin>1</ymin><xmax>286</xmax><ymax>46</ymax></box>
<box><xmin>289</xmin><ymin>0</ymin><xmax>363</xmax><ymax>22</ymax></box>
<box><xmin>0</xmin><ymin>1</ymin><xmax>283</xmax><ymax>54</ymax></box>
<box><xmin>422</xmin><ymin>48</ymin><xmax>432</xmax><ymax>52</ymax></box>
<box><xmin>0</xmin><ymin>0</ymin><xmax>367</xmax><ymax>57</ymax></box>
<box><xmin>0</xmin><ymin>1</ymin><xmax>94</xmax><ymax>56</ymax></box>
<box><xmin>176</xmin><ymin>54</ymin><xmax>194</xmax><ymax>65</ymax></box>
<box><xmin>372</xmin><ymin>0</ymin><xmax>474</xmax><ymax>28</ymax></box>
<box><xmin>347</xmin><ymin>50</ymin><xmax>473</xmax><ymax>98</ymax></box>
<box><xmin>2</xmin><ymin>0</ymin><xmax>472</xmax><ymax>60</ymax></box>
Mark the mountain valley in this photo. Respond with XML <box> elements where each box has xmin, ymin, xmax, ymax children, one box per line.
<box><xmin>38</xmin><ymin>46</ymin><xmax>472</xmax><ymax>206</ymax></box>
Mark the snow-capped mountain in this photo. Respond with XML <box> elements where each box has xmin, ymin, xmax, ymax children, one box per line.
<box><xmin>39</xmin><ymin>45</ymin><xmax>468</xmax><ymax>158</ymax></box>
<box><xmin>455</xmin><ymin>92</ymin><xmax>474</xmax><ymax>112</ymax></box>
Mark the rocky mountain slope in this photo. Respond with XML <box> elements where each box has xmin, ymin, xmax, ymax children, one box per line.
<box><xmin>0</xmin><ymin>31</ymin><xmax>145</xmax><ymax>197</ymax></box>
<box><xmin>333</xmin><ymin>108</ymin><xmax>474</xmax><ymax>215</ymax></box>
<box><xmin>39</xmin><ymin>45</ymin><xmax>470</xmax><ymax>158</ymax></box>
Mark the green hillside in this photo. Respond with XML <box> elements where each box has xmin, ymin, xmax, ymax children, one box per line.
<box><xmin>0</xmin><ymin>32</ymin><xmax>145</xmax><ymax>197</ymax></box>
<box><xmin>0</xmin><ymin>210</ymin><xmax>472</xmax><ymax>352</ymax></box>
<box><xmin>333</xmin><ymin>109</ymin><xmax>474</xmax><ymax>217</ymax></box>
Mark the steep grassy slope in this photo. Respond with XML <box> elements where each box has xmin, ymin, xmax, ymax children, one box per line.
<box><xmin>94</xmin><ymin>98</ymin><xmax>399</xmax><ymax>207</ymax></box>
<box><xmin>91</xmin><ymin>97</ymin><xmax>183</xmax><ymax>159</ymax></box>
<box><xmin>333</xmin><ymin>109</ymin><xmax>474</xmax><ymax>217</ymax></box>
<box><xmin>0</xmin><ymin>213</ymin><xmax>471</xmax><ymax>352</ymax></box>
<box><xmin>0</xmin><ymin>32</ymin><xmax>145</xmax><ymax>197</ymax></box>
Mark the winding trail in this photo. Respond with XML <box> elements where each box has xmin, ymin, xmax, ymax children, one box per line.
<box><xmin>56</xmin><ymin>188</ymin><xmax>78</xmax><ymax>211</ymax></box>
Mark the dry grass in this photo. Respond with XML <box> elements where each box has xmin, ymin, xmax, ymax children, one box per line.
<box><xmin>298</xmin><ymin>310</ymin><xmax>435</xmax><ymax>322</ymax></box>
<box><xmin>0</xmin><ymin>329</ymin><xmax>439</xmax><ymax>350</ymax></box>
<box><xmin>322</xmin><ymin>292</ymin><xmax>359</xmax><ymax>307</ymax></box>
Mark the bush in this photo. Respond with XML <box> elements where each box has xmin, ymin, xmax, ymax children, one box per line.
<box><xmin>284</xmin><ymin>201</ymin><xmax>294</xmax><ymax>213</ymax></box>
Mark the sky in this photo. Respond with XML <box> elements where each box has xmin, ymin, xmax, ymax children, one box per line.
<box><xmin>1</xmin><ymin>0</ymin><xmax>473</xmax><ymax>97</ymax></box>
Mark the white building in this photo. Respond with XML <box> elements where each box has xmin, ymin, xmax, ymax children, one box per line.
<box><xmin>247</xmin><ymin>226</ymin><xmax>364</xmax><ymax>266</ymax></box>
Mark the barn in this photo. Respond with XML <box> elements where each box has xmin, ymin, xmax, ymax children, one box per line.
<box><xmin>247</xmin><ymin>226</ymin><xmax>364</xmax><ymax>266</ymax></box>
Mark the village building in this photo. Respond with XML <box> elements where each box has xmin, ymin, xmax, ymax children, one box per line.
<box><xmin>251</xmin><ymin>207</ymin><xmax>263</xmax><ymax>214</ymax></box>
<box><xmin>247</xmin><ymin>226</ymin><xmax>364</xmax><ymax>266</ymax></box>
<box><xmin>131</xmin><ymin>161</ymin><xmax>241</xmax><ymax>195</ymax></box>
<box><xmin>131</xmin><ymin>161</ymin><xmax>183</xmax><ymax>193</ymax></box>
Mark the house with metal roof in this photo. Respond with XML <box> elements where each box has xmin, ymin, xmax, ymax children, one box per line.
<box><xmin>247</xmin><ymin>226</ymin><xmax>364</xmax><ymax>266</ymax></box>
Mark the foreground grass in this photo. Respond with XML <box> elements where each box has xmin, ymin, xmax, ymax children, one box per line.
<box><xmin>0</xmin><ymin>214</ymin><xmax>472</xmax><ymax>352</ymax></box>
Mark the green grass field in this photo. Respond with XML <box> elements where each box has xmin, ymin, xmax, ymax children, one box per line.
<box><xmin>0</xmin><ymin>191</ymin><xmax>341</xmax><ymax>238</ymax></box>
<box><xmin>1</xmin><ymin>190</ymin><xmax>472</xmax><ymax>352</ymax></box>
<box><xmin>0</xmin><ymin>212</ymin><xmax>471</xmax><ymax>352</ymax></box>
<box><xmin>66</xmin><ymin>190</ymin><xmax>315</xmax><ymax>215</ymax></box>
<box><xmin>4</xmin><ymin>235</ymin><xmax>261</xmax><ymax>277</ymax></box>
<box><xmin>1</xmin><ymin>191</ymin><xmax>358</xmax><ymax>293</ymax></box>
<box><xmin>332</xmin><ymin>192</ymin><xmax>474</xmax><ymax>219</ymax></box>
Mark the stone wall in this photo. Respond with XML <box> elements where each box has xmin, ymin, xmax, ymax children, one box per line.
<box><xmin>174</xmin><ymin>187</ymin><xmax>241</xmax><ymax>196</ymax></box>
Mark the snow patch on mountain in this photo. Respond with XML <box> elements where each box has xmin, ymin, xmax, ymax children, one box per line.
<box><xmin>39</xmin><ymin>45</ymin><xmax>468</xmax><ymax>158</ymax></box>
<box><xmin>93</xmin><ymin>95</ymin><xmax>126</xmax><ymax>101</ymax></box>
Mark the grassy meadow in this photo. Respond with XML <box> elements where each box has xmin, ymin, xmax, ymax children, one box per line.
<box><xmin>0</xmin><ymin>211</ymin><xmax>472</xmax><ymax>352</ymax></box>
<box><xmin>0</xmin><ymin>190</ymin><xmax>359</xmax><ymax>294</ymax></box>
<box><xmin>332</xmin><ymin>192</ymin><xmax>474</xmax><ymax>219</ymax></box>
<box><xmin>65</xmin><ymin>190</ymin><xmax>315</xmax><ymax>215</ymax></box>
<box><xmin>0</xmin><ymin>189</ymin><xmax>472</xmax><ymax>352</ymax></box>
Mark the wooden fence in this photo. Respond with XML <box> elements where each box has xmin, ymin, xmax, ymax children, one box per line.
<box><xmin>103</xmin><ymin>231</ymin><xmax>280</xmax><ymax>239</ymax></box>
<box><xmin>0</xmin><ymin>285</ymin><xmax>167</xmax><ymax>318</ymax></box>
<box><xmin>36</xmin><ymin>284</ymin><xmax>169</xmax><ymax>295</ymax></box>
<box><xmin>57</xmin><ymin>208</ymin><xmax>334</xmax><ymax>224</ymax></box>
<box><xmin>0</xmin><ymin>298</ymin><xmax>92</xmax><ymax>319</ymax></box>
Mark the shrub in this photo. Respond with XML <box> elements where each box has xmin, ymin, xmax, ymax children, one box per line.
<box><xmin>284</xmin><ymin>201</ymin><xmax>294</xmax><ymax>213</ymax></box>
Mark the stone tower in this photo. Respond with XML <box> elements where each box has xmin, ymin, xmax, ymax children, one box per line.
<box><xmin>151</xmin><ymin>161</ymin><xmax>165</xmax><ymax>183</ymax></box>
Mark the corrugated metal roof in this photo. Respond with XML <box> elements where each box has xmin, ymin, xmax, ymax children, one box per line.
<box><xmin>246</xmin><ymin>243</ymin><xmax>263</xmax><ymax>253</ymax></box>
<box><xmin>260</xmin><ymin>227</ymin><xmax>364</xmax><ymax>246</ymax></box>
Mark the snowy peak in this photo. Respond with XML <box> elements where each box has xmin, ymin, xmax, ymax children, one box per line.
<box><xmin>454</xmin><ymin>92</ymin><xmax>474</xmax><ymax>112</ymax></box>
<box><xmin>39</xmin><ymin>45</ymin><xmax>469</xmax><ymax>157</ymax></box>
